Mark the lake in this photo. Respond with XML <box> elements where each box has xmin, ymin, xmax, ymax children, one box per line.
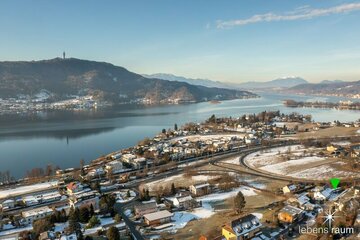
<box><xmin>0</xmin><ymin>92</ymin><xmax>359</xmax><ymax>178</ymax></box>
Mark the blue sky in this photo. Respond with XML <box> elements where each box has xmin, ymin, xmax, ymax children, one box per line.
<box><xmin>1</xmin><ymin>0</ymin><xmax>360</xmax><ymax>83</ymax></box>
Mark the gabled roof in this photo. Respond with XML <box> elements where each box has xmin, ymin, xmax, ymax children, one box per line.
<box><xmin>144</xmin><ymin>210</ymin><xmax>173</xmax><ymax>221</ymax></box>
<box><xmin>230</xmin><ymin>214</ymin><xmax>262</xmax><ymax>237</ymax></box>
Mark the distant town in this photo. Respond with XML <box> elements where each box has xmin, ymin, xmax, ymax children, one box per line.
<box><xmin>1</xmin><ymin>111</ymin><xmax>360</xmax><ymax>240</ymax></box>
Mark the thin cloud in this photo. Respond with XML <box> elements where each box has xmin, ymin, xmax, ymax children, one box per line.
<box><xmin>217</xmin><ymin>2</ymin><xmax>360</xmax><ymax>28</ymax></box>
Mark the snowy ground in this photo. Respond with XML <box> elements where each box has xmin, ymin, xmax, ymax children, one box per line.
<box><xmin>0</xmin><ymin>226</ymin><xmax>33</xmax><ymax>237</ymax></box>
<box><xmin>0</xmin><ymin>181</ymin><xmax>58</xmax><ymax>199</ymax></box>
<box><xmin>243</xmin><ymin>145</ymin><xmax>360</xmax><ymax>179</ymax></box>
<box><xmin>244</xmin><ymin>145</ymin><xmax>305</xmax><ymax>168</ymax></box>
<box><xmin>331</xmin><ymin>141</ymin><xmax>351</xmax><ymax>146</ymax></box>
<box><xmin>288</xmin><ymin>165</ymin><xmax>360</xmax><ymax>179</ymax></box>
<box><xmin>156</xmin><ymin>186</ymin><xmax>258</xmax><ymax>233</ymax></box>
<box><xmin>145</xmin><ymin>174</ymin><xmax>184</xmax><ymax>191</ymax></box>
<box><xmin>259</xmin><ymin>156</ymin><xmax>327</xmax><ymax>175</ymax></box>
<box><xmin>145</xmin><ymin>174</ymin><xmax>220</xmax><ymax>191</ymax></box>
<box><xmin>114</xmin><ymin>189</ymin><xmax>136</xmax><ymax>203</ymax></box>
<box><xmin>191</xmin><ymin>175</ymin><xmax>219</xmax><ymax>182</ymax></box>
<box><xmin>83</xmin><ymin>217</ymin><xmax>115</xmax><ymax>235</ymax></box>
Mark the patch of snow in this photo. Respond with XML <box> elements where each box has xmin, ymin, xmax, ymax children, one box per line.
<box><xmin>191</xmin><ymin>175</ymin><xmax>218</xmax><ymax>182</ymax></box>
<box><xmin>331</xmin><ymin>141</ymin><xmax>351</xmax><ymax>146</ymax></box>
<box><xmin>0</xmin><ymin>226</ymin><xmax>33</xmax><ymax>237</ymax></box>
<box><xmin>259</xmin><ymin>156</ymin><xmax>326</xmax><ymax>175</ymax></box>
<box><xmin>252</xmin><ymin>213</ymin><xmax>263</xmax><ymax>219</ymax></box>
<box><xmin>0</xmin><ymin>181</ymin><xmax>58</xmax><ymax>199</ymax></box>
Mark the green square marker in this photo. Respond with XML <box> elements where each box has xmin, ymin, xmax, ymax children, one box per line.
<box><xmin>330</xmin><ymin>178</ymin><xmax>340</xmax><ymax>189</ymax></box>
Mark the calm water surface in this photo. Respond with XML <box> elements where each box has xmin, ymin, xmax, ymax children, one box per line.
<box><xmin>0</xmin><ymin>93</ymin><xmax>359</xmax><ymax>178</ymax></box>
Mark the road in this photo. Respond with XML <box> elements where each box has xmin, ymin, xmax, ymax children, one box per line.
<box><xmin>114</xmin><ymin>201</ymin><xmax>144</xmax><ymax>240</ymax></box>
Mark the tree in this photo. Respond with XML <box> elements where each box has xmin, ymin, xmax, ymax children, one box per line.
<box><xmin>79</xmin><ymin>207</ymin><xmax>90</xmax><ymax>223</ymax></box>
<box><xmin>89</xmin><ymin>204</ymin><xmax>95</xmax><ymax>217</ymax></box>
<box><xmin>68</xmin><ymin>207</ymin><xmax>81</xmax><ymax>233</ymax></box>
<box><xmin>174</xmin><ymin>123</ymin><xmax>178</xmax><ymax>131</ymax></box>
<box><xmin>156</xmin><ymin>193</ymin><xmax>161</xmax><ymax>204</ymax></box>
<box><xmin>233</xmin><ymin>191</ymin><xmax>246</xmax><ymax>214</ymax></box>
<box><xmin>87</xmin><ymin>215</ymin><xmax>100</xmax><ymax>228</ymax></box>
<box><xmin>171</xmin><ymin>183</ymin><xmax>176</xmax><ymax>195</ymax></box>
<box><xmin>106</xmin><ymin>226</ymin><xmax>120</xmax><ymax>240</ymax></box>
<box><xmin>99</xmin><ymin>194</ymin><xmax>116</xmax><ymax>215</ymax></box>
<box><xmin>32</xmin><ymin>218</ymin><xmax>54</xmax><ymax>237</ymax></box>
<box><xmin>114</xmin><ymin>214</ymin><xmax>122</xmax><ymax>223</ymax></box>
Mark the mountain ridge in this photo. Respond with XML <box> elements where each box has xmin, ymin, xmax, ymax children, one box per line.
<box><xmin>0</xmin><ymin>58</ymin><xmax>256</xmax><ymax>104</ymax></box>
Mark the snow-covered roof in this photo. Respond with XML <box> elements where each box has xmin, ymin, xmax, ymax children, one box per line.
<box><xmin>144</xmin><ymin>210</ymin><xmax>173</xmax><ymax>221</ymax></box>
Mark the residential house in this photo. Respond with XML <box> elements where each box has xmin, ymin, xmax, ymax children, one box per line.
<box><xmin>105</xmin><ymin>160</ymin><xmax>123</xmax><ymax>174</ymax></box>
<box><xmin>313</xmin><ymin>187</ymin><xmax>333</xmax><ymax>202</ymax></box>
<box><xmin>143</xmin><ymin>210</ymin><xmax>173</xmax><ymax>226</ymax></box>
<box><xmin>287</xmin><ymin>194</ymin><xmax>311</xmax><ymax>209</ymax></box>
<box><xmin>134</xmin><ymin>201</ymin><xmax>157</xmax><ymax>217</ymax></box>
<box><xmin>190</xmin><ymin>183</ymin><xmax>211</xmax><ymax>197</ymax></box>
<box><xmin>39</xmin><ymin>231</ymin><xmax>56</xmax><ymax>240</ymax></box>
<box><xmin>222</xmin><ymin>214</ymin><xmax>262</xmax><ymax>240</ymax></box>
<box><xmin>69</xmin><ymin>190</ymin><xmax>100</xmax><ymax>211</ymax></box>
<box><xmin>110</xmin><ymin>152</ymin><xmax>122</xmax><ymax>160</ymax></box>
<box><xmin>21</xmin><ymin>206</ymin><xmax>53</xmax><ymax>224</ymax></box>
<box><xmin>22</xmin><ymin>196</ymin><xmax>39</xmax><ymax>206</ymax></box>
<box><xmin>173</xmin><ymin>195</ymin><xmax>195</xmax><ymax>210</ymax></box>
<box><xmin>282</xmin><ymin>184</ymin><xmax>297</xmax><ymax>194</ymax></box>
<box><xmin>66</xmin><ymin>182</ymin><xmax>84</xmax><ymax>195</ymax></box>
<box><xmin>60</xmin><ymin>233</ymin><xmax>78</xmax><ymax>240</ymax></box>
<box><xmin>0</xmin><ymin>199</ymin><xmax>15</xmax><ymax>210</ymax></box>
<box><xmin>278</xmin><ymin>205</ymin><xmax>304</xmax><ymax>223</ymax></box>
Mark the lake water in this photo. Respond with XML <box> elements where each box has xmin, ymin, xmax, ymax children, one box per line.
<box><xmin>0</xmin><ymin>93</ymin><xmax>359</xmax><ymax>178</ymax></box>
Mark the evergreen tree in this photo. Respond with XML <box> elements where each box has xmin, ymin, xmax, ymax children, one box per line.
<box><xmin>89</xmin><ymin>204</ymin><xmax>95</xmax><ymax>217</ymax></box>
<box><xmin>79</xmin><ymin>207</ymin><xmax>90</xmax><ymax>223</ymax></box>
<box><xmin>114</xmin><ymin>214</ymin><xmax>122</xmax><ymax>223</ymax></box>
<box><xmin>106</xmin><ymin>226</ymin><xmax>120</xmax><ymax>240</ymax></box>
<box><xmin>171</xmin><ymin>183</ymin><xmax>176</xmax><ymax>195</ymax></box>
<box><xmin>87</xmin><ymin>215</ymin><xmax>100</xmax><ymax>228</ymax></box>
<box><xmin>156</xmin><ymin>193</ymin><xmax>161</xmax><ymax>204</ymax></box>
<box><xmin>233</xmin><ymin>191</ymin><xmax>246</xmax><ymax>214</ymax></box>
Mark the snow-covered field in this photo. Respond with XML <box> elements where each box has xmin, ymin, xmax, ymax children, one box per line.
<box><xmin>244</xmin><ymin>145</ymin><xmax>305</xmax><ymax>168</ymax></box>
<box><xmin>259</xmin><ymin>156</ymin><xmax>327</xmax><ymax>175</ymax></box>
<box><xmin>191</xmin><ymin>175</ymin><xmax>219</xmax><ymax>182</ymax></box>
<box><xmin>0</xmin><ymin>181</ymin><xmax>58</xmax><ymax>199</ymax></box>
<box><xmin>157</xmin><ymin>186</ymin><xmax>258</xmax><ymax>233</ymax></box>
<box><xmin>288</xmin><ymin>165</ymin><xmax>360</xmax><ymax>179</ymax></box>
<box><xmin>243</xmin><ymin>145</ymin><xmax>360</xmax><ymax>179</ymax></box>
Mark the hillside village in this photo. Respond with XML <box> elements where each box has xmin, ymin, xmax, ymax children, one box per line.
<box><xmin>0</xmin><ymin>111</ymin><xmax>359</xmax><ymax>239</ymax></box>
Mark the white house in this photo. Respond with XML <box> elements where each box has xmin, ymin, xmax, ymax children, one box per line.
<box><xmin>314</xmin><ymin>188</ymin><xmax>333</xmax><ymax>201</ymax></box>
<box><xmin>0</xmin><ymin>199</ymin><xmax>15</xmax><ymax>210</ymax></box>
<box><xmin>105</xmin><ymin>160</ymin><xmax>123</xmax><ymax>173</ymax></box>
<box><xmin>21</xmin><ymin>206</ymin><xmax>53</xmax><ymax>224</ymax></box>
<box><xmin>173</xmin><ymin>195</ymin><xmax>194</xmax><ymax>209</ymax></box>
<box><xmin>283</xmin><ymin>184</ymin><xmax>297</xmax><ymax>194</ymax></box>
